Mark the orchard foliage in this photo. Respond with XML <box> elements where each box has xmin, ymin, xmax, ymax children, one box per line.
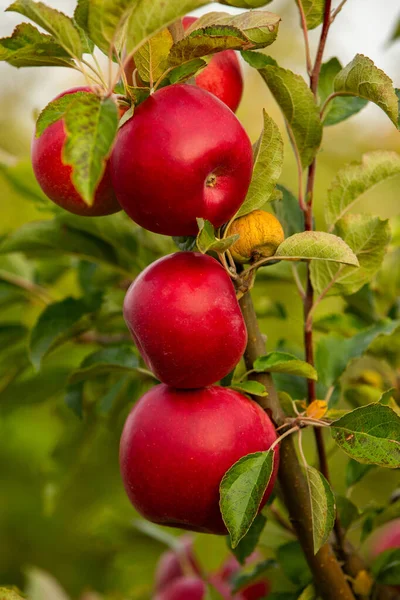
<box><xmin>0</xmin><ymin>0</ymin><xmax>400</xmax><ymax>599</ymax></box>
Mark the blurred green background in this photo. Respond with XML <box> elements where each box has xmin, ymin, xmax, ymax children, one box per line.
<box><xmin>0</xmin><ymin>1</ymin><xmax>399</xmax><ymax>599</ymax></box>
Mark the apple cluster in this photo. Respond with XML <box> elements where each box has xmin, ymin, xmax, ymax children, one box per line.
<box><xmin>153</xmin><ymin>535</ymin><xmax>270</xmax><ymax>599</ymax></box>
<box><xmin>31</xmin><ymin>14</ymin><xmax>280</xmax><ymax>553</ymax></box>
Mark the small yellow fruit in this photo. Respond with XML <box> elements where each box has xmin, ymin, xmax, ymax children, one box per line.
<box><xmin>229</xmin><ymin>210</ymin><xmax>285</xmax><ymax>264</ymax></box>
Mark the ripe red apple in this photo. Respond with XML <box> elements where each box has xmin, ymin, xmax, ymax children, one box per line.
<box><xmin>110</xmin><ymin>84</ymin><xmax>253</xmax><ymax>236</ymax></box>
<box><xmin>154</xmin><ymin>576</ymin><xmax>206</xmax><ymax>600</ymax></box>
<box><xmin>32</xmin><ymin>87</ymin><xmax>120</xmax><ymax>217</ymax></box>
<box><xmin>119</xmin><ymin>384</ymin><xmax>279</xmax><ymax>535</ymax></box>
<box><xmin>155</xmin><ymin>536</ymin><xmax>201</xmax><ymax>592</ymax></box>
<box><xmin>123</xmin><ymin>252</ymin><xmax>247</xmax><ymax>388</ymax></box>
<box><xmin>367</xmin><ymin>518</ymin><xmax>400</xmax><ymax>559</ymax></box>
<box><xmin>365</xmin><ymin>518</ymin><xmax>400</xmax><ymax>591</ymax></box>
<box><xmin>219</xmin><ymin>554</ymin><xmax>271</xmax><ymax>599</ymax></box>
<box><xmin>124</xmin><ymin>17</ymin><xmax>243</xmax><ymax>113</ymax></box>
<box><xmin>182</xmin><ymin>16</ymin><xmax>243</xmax><ymax>112</ymax></box>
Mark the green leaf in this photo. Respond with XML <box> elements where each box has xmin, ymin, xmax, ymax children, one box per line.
<box><xmin>318</xmin><ymin>58</ymin><xmax>367</xmax><ymax>126</ymax></box>
<box><xmin>0</xmin><ymin>588</ymin><xmax>25</xmax><ymax>600</ymax></box>
<box><xmin>371</xmin><ymin>548</ymin><xmax>400</xmax><ymax>585</ymax></box>
<box><xmin>68</xmin><ymin>346</ymin><xmax>139</xmax><ymax>384</ymax></box>
<box><xmin>253</xmin><ymin>352</ymin><xmax>317</xmax><ymax>380</ymax></box>
<box><xmin>74</xmin><ymin>0</ymin><xmax>90</xmax><ymax>33</ymax></box>
<box><xmin>0</xmin><ymin>220</ymin><xmax>119</xmax><ymax>269</ymax></box>
<box><xmin>333</xmin><ymin>54</ymin><xmax>399</xmax><ymax>127</ymax></box>
<box><xmin>389</xmin><ymin>18</ymin><xmax>400</xmax><ymax>45</ymax></box>
<box><xmin>231</xmin><ymin>381</ymin><xmax>268</xmax><ymax>397</ymax></box>
<box><xmin>235</xmin><ymin>110</ymin><xmax>283</xmax><ymax>218</ymax></box>
<box><xmin>315</xmin><ymin>320</ymin><xmax>400</xmax><ymax>388</ymax></box>
<box><xmin>73</xmin><ymin>2</ymin><xmax>94</xmax><ymax>53</ymax></box>
<box><xmin>168</xmin><ymin>11</ymin><xmax>281</xmax><ymax>66</ymax></box>
<box><xmin>0</xmin><ymin>160</ymin><xmax>51</xmax><ymax>209</ymax></box>
<box><xmin>220</xmin><ymin>0</ymin><xmax>274</xmax><ymax>7</ymax></box>
<box><xmin>241</xmin><ymin>49</ymin><xmax>277</xmax><ymax>69</ymax></box>
<box><xmin>276</xmin><ymin>541</ymin><xmax>312</xmax><ymax>587</ymax></box>
<box><xmin>231</xmin><ymin>559</ymin><xmax>275</xmax><ymax>595</ymax></box>
<box><xmin>275</xmin><ymin>231</ymin><xmax>359</xmax><ymax>265</ymax></box>
<box><xmin>326</xmin><ymin>151</ymin><xmax>400</xmax><ymax>228</ymax></box>
<box><xmin>35</xmin><ymin>90</ymin><xmax>91</xmax><ymax>137</ymax></box>
<box><xmin>134</xmin><ymin>27</ymin><xmax>174</xmax><ymax>84</ymax></box>
<box><xmin>335</xmin><ymin>495</ymin><xmax>359</xmax><ymax>533</ymax></box>
<box><xmin>346</xmin><ymin>459</ymin><xmax>375</xmax><ymax>488</ymax></box>
<box><xmin>57</xmin><ymin>212</ymin><xmax>141</xmax><ymax>273</ymax></box>
<box><xmin>271</xmin><ymin>184</ymin><xmax>304</xmax><ymax>237</ymax></box>
<box><xmin>305</xmin><ymin>466</ymin><xmax>336</xmax><ymax>554</ymax></box>
<box><xmin>126</xmin><ymin>86</ymin><xmax>151</xmax><ymax>106</ymax></box>
<box><xmin>168</xmin><ymin>58</ymin><xmax>207</xmax><ymax>84</ymax></box>
<box><xmin>29</xmin><ymin>294</ymin><xmax>102</xmax><ymax>370</ymax></box>
<box><xmin>86</xmin><ymin>0</ymin><xmax>135</xmax><ymax>57</ymax></box>
<box><xmin>255</xmin><ymin>64</ymin><xmax>322</xmax><ymax>168</ymax></box>
<box><xmin>63</xmin><ymin>94</ymin><xmax>118</xmax><ymax>206</ymax></box>
<box><xmin>299</xmin><ymin>0</ymin><xmax>325</xmax><ymax>30</ymax></box>
<box><xmin>379</xmin><ymin>388</ymin><xmax>396</xmax><ymax>405</ymax></box>
<box><xmin>220</xmin><ymin>450</ymin><xmax>275</xmax><ymax>547</ymax></box>
<box><xmin>172</xmin><ymin>235</ymin><xmax>197</xmax><ymax>251</ymax></box>
<box><xmin>65</xmin><ymin>381</ymin><xmax>84</xmax><ymax>418</ymax></box>
<box><xmin>311</xmin><ymin>215</ymin><xmax>391</xmax><ymax>297</ymax></box>
<box><xmin>229</xmin><ymin>513</ymin><xmax>267</xmax><ymax>565</ymax></box>
<box><xmin>297</xmin><ymin>584</ymin><xmax>317</xmax><ymax>600</ymax></box>
<box><xmin>98</xmin><ymin>376</ymin><xmax>129</xmax><ymax>415</ymax></box>
<box><xmin>73</xmin><ymin>0</ymin><xmax>94</xmax><ymax>53</ymax></box>
<box><xmin>126</xmin><ymin>0</ymin><xmax>211</xmax><ymax>54</ymax></box>
<box><xmin>331</xmin><ymin>403</ymin><xmax>400</xmax><ymax>468</ymax></box>
<box><xmin>196</xmin><ymin>218</ymin><xmax>239</xmax><ymax>254</ymax></box>
<box><xmin>0</xmin><ymin>23</ymin><xmax>74</xmax><ymax>68</ymax></box>
<box><xmin>6</xmin><ymin>0</ymin><xmax>83</xmax><ymax>58</ymax></box>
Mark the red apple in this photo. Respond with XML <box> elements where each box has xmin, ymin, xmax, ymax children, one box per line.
<box><xmin>155</xmin><ymin>536</ymin><xmax>201</xmax><ymax>592</ymax></box>
<box><xmin>219</xmin><ymin>554</ymin><xmax>271</xmax><ymax>599</ymax></box>
<box><xmin>119</xmin><ymin>384</ymin><xmax>279</xmax><ymax>535</ymax></box>
<box><xmin>123</xmin><ymin>252</ymin><xmax>247</xmax><ymax>388</ymax></box>
<box><xmin>110</xmin><ymin>84</ymin><xmax>253</xmax><ymax>236</ymax></box>
<box><xmin>367</xmin><ymin>518</ymin><xmax>400</xmax><ymax>559</ymax></box>
<box><xmin>366</xmin><ymin>518</ymin><xmax>400</xmax><ymax>591</ymax></box>
<box><xmin>183</xmin><ymin>16</ymin><xmax>243</xmax><ymax>112</ymax></box>
<box><xmin>154</xmin><ymin>576</ymin><xmax>206</xmax><ymax>600</ymax></box>
<box><xmin>32</xmin><ymin>87</ymin><xmax>120</xmax><ymax>217</ymax></box>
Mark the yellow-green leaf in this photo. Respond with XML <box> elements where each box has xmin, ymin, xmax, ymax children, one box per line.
<box><xmin>333</xmin><ymin>54</ymin><xmax>399</xmax><ymax>127</ymax></box>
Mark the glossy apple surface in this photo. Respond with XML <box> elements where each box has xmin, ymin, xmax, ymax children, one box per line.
<box><xmin>183</xmin><ymin>16</ymin><xmax>243</xmax><ymax>112</ymax></box>
<box><xmin>123</xmin><ymin>252</ymin><xmax>247</xmax><ymax>388</ymax></box>
<box><xmin>120</xmin><ymin>384</ymin><xmax>279</xmax><ymax>535</ymax></box>
<box><xmin>110</xmin><ymin>84</ymin><xmax>253</xmax><ymax>236</ymax></box>
<box><xmin>32</xmin><ymin>87</ymin><xmax>120</xmax><ymax>217</ymax></box>
<box><xmin>154</xmin><ymin>576</ymin><xmax>205</xmax><ymax>599</ymax></box>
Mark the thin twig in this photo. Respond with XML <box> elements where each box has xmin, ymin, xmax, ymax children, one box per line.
<box><xmin>320</xmin><ymin>91</ymin><xmax>354</xmax><ymax>120</ymax></box>
<box><xmin>331</xmin><ymin>0</ymin><xmax>348</xmax><ymax>22</ymax></box>
<box><xmin>292</xmin><ymin>264</ymin><xmax>306</xmax><ymax>299</ymax></box>
<box><xmin>286</xmin><ymin>122</ymin><xmax>306</xmax><ymax>210</ymax></box>
<box><xmin>295</xmin><ymin>0</ymin><xmax>313</xmax><ymax>75</ymax></box>
<box><xmin>310</xmin><ymin>0</ymin><xmax>333</xmax><ymax>96</ymax></box>
<box><xmin>0</xmin><ymin>269</ymin><xmax>53</xmax><ymax>305</ymax></box>
<box><xmin>268</xmin><ymin>505</ymin><xmax>295</xmax><ymax>534</ymax></box>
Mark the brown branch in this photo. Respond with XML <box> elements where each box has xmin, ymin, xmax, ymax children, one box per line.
<box><xmin>298</xmin><ymin>3</ymin><xmax>395</xmax><ymax>597</ymax></box>
<box><xmin>310</xmin><ymin>0</ymin><xmax>333</xmax><ymax>96</ymax></box>
<box><xmin>295</xmin><ymin>0</ymin><xmax>313</xmax><ymax>75</ymax></box>
<box><xmin>239</xmin><ymin>293</ymin><xmax>355</xmax><ymax>600</ymax></box>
